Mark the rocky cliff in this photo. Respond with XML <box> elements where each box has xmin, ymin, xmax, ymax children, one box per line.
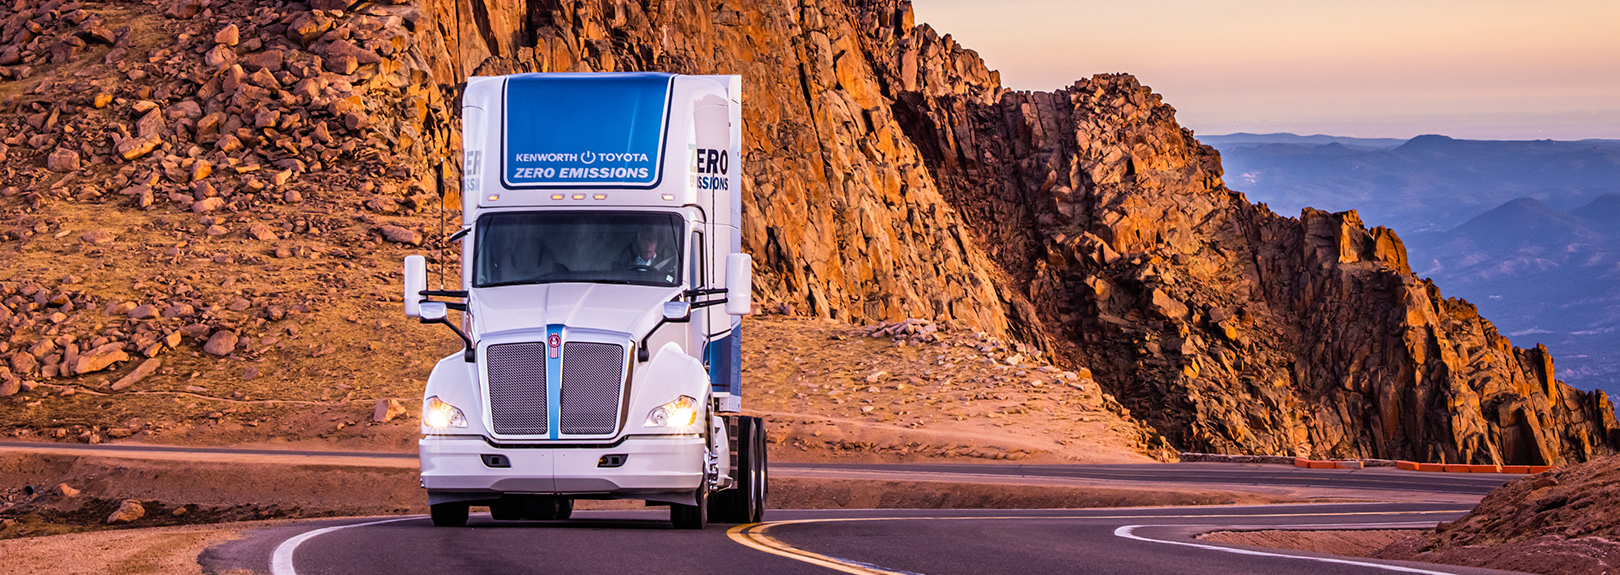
<box><xmin>842</xmin><ymin>1</ymin><xmax>1618</xmax><ymax>464</ymax></box>
<box><xmin>0</xmin><ymin>0</ymin><xmax>1612</xmax><ymax>465</ymax></box>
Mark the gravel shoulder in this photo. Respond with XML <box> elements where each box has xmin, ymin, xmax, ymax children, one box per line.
<box><xmin>0</xmin><ymin>521</ymin><xmax>259</xmax><ymax>575</ymax></box>
<box><xmin>1198</xmin><ymin>528</ymin><xmax>1422</xmax><ymax>558</ymax></box>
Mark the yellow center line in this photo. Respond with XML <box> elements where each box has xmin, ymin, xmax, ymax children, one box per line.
<box><xmin>725</xmin><ymin>509</ymin><xmax>1472</xmax><ymax>574</ymax></box>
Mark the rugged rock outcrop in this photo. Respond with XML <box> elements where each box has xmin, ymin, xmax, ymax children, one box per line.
<box><xmin>843</xmin><ymin>1</ymin><xmax>1618</xmax><ymax>464</ymax></box>
<box><xmin>0</xmin><ymin>0</ymin><xmax>1612</xmax><ymax>464</ymax></box>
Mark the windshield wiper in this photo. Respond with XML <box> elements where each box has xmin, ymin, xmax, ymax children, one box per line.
<box><xmin>477</xmin><ymin>280</ymin><xmax>542</xmax><ymax>288</ymax></box>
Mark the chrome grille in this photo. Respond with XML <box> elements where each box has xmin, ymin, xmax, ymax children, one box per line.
<box><xmin>486</xmin><ymin>342</ymin><xmax>548</xmax><ymax>435</ymax></box>
<box><xmin>559</xmin><ymin>342</ymin><xmax>626</xmax><ymax>435</ymax></box>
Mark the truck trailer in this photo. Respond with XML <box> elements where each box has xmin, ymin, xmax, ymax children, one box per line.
<box><xmin>402</xmin><ymin>72</ymin><xmax>763</xmax><ymax>529</ymax></box>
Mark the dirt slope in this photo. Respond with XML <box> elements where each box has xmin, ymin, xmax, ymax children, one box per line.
<box><xmin>1370</xmin><ymin>454</ymin><xmax>1620</xmax><ymax>575</ymax></box>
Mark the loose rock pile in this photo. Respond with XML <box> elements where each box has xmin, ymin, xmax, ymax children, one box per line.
<box><xmin>0</xmin><ymin>0</ymin><xmax>442</xmax><ymax>242</ymax></box>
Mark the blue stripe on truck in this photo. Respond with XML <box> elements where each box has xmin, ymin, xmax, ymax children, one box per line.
<box><xmin>547</xmin><ymin>324</ymin><xmax>563</xmax><ymax>440</ymax></box>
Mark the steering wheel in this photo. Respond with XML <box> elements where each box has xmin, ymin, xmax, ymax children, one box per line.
<box><xmin>627</xmin><ymin>264</ymin><xmax>658</xmax><ymax>273</ymax></box>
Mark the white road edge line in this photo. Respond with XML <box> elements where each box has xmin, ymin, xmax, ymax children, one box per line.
<box><xmin>270</xmin><ymin>516</ymin><xmax>420</xmax><ymax>575</ymax></box>
<box><xmin>1114</xmin><ymin>524</ymin><xmax>1457</xmax><ymax>574</ymax></box>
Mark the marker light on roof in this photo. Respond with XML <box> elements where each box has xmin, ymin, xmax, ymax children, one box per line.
<box><xmin>593</xmin><ymin>194</ymin><xmax>608</xmax><ymax>200</ymax></box>
<box><xmin>551</xmin><ymin>194</ymin><xmax>565</xmax><ymax>200</ymax></box>
<box><xmin>661</xmin><ymin>194</ymin><xmax>676</xmax><ymax>201</ymax></box>
<box><xmin>572</xmin><ymin>193</ymin><xmax>587</xmax><ymax>200</ymax></box>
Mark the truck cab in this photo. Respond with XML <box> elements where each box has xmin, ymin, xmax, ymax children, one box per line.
<box><xmin>403</xmin><ymin>72</ymin><xmax>764</xmax><ymax>529</ymax></box>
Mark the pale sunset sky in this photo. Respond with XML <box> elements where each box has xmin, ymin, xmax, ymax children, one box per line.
<box><xmin>911</xmin><ymin>0</ymin><xmax>1620</xmax><ymax>140</ymax></box>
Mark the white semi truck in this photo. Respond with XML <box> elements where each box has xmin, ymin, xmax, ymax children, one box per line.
<box><xmin>402</xmin><ymin>72</ymin><xmax>764</xmax><ymax>529</ymax></box>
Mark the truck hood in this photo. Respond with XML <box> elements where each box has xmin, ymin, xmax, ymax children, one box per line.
<box><xmin>470</xmin><ymin>283</ymin><xmax>678</xmax><ymax>338</ymax></box>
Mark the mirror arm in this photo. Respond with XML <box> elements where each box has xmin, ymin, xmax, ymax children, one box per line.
<box><xmin>637</xmin><ymin>313</ymin><xmax>693</xmax><ymax>363</ymax></box>
<box><xmin>689</xmin><ymin>298</ymin><xmax>728</xmax><ymax>310</ymax></box>
<box><xmin>418</xmin><ymin>290</ymin><xmax>468</xmax><ymax>312</ymax></box>
<box><xmin>421</xmin><ymin>289</ymin><xmax>469</xmax><ymax>298</ymax></box>
<box><xmin>637</xmin><ymin>320</ymin><xmax>666</xmax><ymax>363</ymax></box>
<box><xmin>420</xmin><ymin>315</ymin><xmax>475</xmax><ymax>362</ymax></box>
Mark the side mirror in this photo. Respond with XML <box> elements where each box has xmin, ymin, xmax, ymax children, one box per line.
<box><xmin>663</xmin><ymin>301</ymin><xmax>692</xmax><ymax>322</ymax></box>
<box><xmin>725</xmin><ymin>253</ymin><xmax>752</xmax><ymax>316</ymax></box>
<box><xmin>420</xmin><ymin>301</ymin><xmax>448</xmax><ymax>322</ymax></box>
<box><xmin>403</xmin><ymin>255</ymin><xmax>427</xmax><ymax>318</ymax></box>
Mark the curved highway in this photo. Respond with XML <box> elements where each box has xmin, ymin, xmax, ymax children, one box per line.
<box><xmin>187</xmin><ymin>460</ymin><xmax>1524</xmax><ymax>575</ymax></box>
<box><xmin>203</xmin><ymin>503</ymin><xmax>1517</xmax><ymax>575</ymax></box>
<box><xmin>0</xmin><ymin>442</ymin><xmax>1523</xmax><ymax>573</ymax></box>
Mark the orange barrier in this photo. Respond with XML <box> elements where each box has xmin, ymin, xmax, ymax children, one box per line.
<box><xmin>1298</xmin><ymin>458</ymin><xmax>1552</xmax><ymax>474</ymax></box>
<box><xmin>1395</xmin><ymin>461</ymin><xmax>1555</xmax><ymax>474</ymax></box>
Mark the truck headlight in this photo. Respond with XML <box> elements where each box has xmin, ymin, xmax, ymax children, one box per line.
<box><xmin>644</xmin><ymin>395</ymin><xmax>698</xmax><ymax>428</ymax></box>
<box><xmin>423</xmin><ymin>396</ymin><xmax>468</xmax><ymax>429</ymax></box>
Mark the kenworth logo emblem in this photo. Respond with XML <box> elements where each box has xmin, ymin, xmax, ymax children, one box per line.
<box><xmin>548</xmin><ymin>333</ymin><xmax>562</xmax><ymax>358</ymax></box>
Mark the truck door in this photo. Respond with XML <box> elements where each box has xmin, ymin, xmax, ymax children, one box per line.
<box><xmin>688</xmin><ymin>229</ymin><xmax>709</xmax><ymax>362</ymax></box>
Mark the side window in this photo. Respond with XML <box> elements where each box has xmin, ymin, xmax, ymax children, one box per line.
<box><xmin>689</xmin><ymin>231</ymin><xmax>705</xmax><ymax>288</ymax></box>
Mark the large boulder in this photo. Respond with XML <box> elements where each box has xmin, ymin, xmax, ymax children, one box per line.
<box><xmin>202</xmin><ymin>331</ymin><xmax>238</xmax><ymax>356</ymax></box>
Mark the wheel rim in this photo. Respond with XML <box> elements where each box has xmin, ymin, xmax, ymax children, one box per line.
<box><xmin>752</xmin><ymin>425</ymin><xmax>766</xmax><ymax>521</ymax></box>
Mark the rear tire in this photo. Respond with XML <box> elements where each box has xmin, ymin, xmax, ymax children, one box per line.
<box><xmin>671</xmin><ymin>487</ymin><xmax>707</xmax><ymax>529</ymax></box>
<box><xmin>430</xmin><ymin>503</ymin><xmax>468</xmax><ymax>527</ymax></box>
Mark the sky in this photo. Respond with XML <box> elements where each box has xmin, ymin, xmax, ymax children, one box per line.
<box><xmin>911</xmin><ymin>0</ymin><xmax>1620</xmax><ymax>140</ymax></box>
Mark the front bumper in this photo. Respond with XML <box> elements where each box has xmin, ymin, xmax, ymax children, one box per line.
<box><xmin>419</xmin><ymin>435</ymin><xmax>705</xmax><ymax>504</ymax></box>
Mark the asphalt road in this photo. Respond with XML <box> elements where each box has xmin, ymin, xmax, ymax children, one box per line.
<box><xmin>0</xmin><ymin>442</ymin><xmax>1525</xmax><ymax>573</ymax></box>
<box><xmin>775</xmin><ymin>462</ymin><xmax>1517</xmax><ymax>496</ymax></box>
<box><xmin>205</xmin><ymin>503</ymin><xmax>1519</xmax><ymax>575</ymax></box>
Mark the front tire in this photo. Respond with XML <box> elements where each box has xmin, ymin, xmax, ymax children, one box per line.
<box><xmin>751</xmin><ymin>419</ymin><xmax>768</xmax><ymax>523</ymax></box>
<box><xmin>490</xmin><ymin>500</ymin><xmax>523</xmax><ymax>521</ymax></box>
<box><xmin>710</xmin><ymin>416</ymin><xmax>764</xmax><ymax>523</ymax></box>
<box><xmin>430</xmin><ymin>503</ymin><xmax>468</xmax><ymax>527</ymax></box>
<box><xmin>522</xmin><ymin>497</ymin><xmax>561</xmax><ymax>520</ymax></box>
<box><xmin>671</xmin><ymin>487</ymin><xmax>707</xmax><ymax>529</ymax></box>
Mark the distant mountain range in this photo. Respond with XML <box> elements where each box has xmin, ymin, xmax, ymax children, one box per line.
<box><xmin>1198</xmin><ymin>132</ymin><xmax>1408</xmax><ymax>150</ymax></box>
<box><xmin>1205</xmin><ymin>133</ymin><xmax>1620</xmax><ymax>399</ymax></box>
<box><xmin>1211</xmin><ymin>134</ymin><xmax>1620</xmax><ymax>234</ymax></box>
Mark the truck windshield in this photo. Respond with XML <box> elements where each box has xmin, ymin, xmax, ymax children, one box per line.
<box><xmin>473</xmin><ymin>211</ymin><xmax>684</xmax><ymax>288</ymax></box>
